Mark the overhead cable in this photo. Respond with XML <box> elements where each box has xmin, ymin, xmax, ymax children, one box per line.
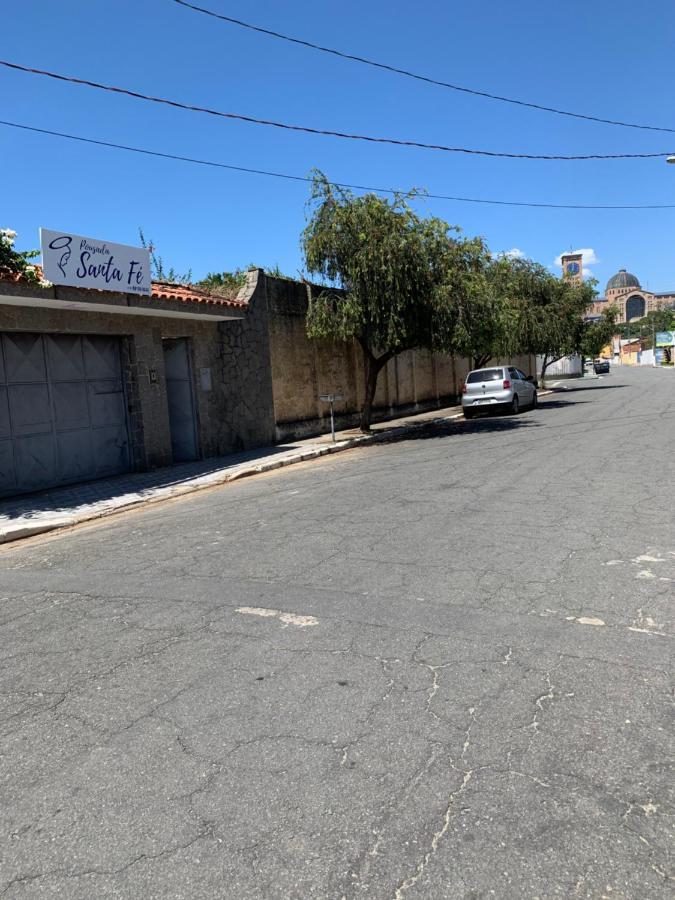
<box><xmin>0</xmin><ymin>59</ymin><xmax>672</xmax><ymax>161</ymax></box>
<box><xmin>3</xmin><ymin>118</ymin><xmax>675</xmax><ymax>210</ymax></box>
<box><xmin>171</xmin><ymin>0</ymin><xmax>675</xmax><ymax>136</ymax></box>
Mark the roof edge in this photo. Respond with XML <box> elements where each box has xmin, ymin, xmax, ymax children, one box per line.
<box><xmin>0</xmin><ymin>269</ymin><xmax>247</xmax><ymax>309</ymax></box>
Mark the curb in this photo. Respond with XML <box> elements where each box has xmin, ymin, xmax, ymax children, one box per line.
<box><xmin>0</xmin><ymin>398</ymin><xmax>547</xmax><ymax>546</ymax></box>
<box><xmin>0</xmin><ymin>522</ymin><xmax>77</xmax><ymax>543</ymax></box>
<box><xmin>0</xmin><ymin>443</ymin><xmax>363</xmax><ymax>546</ymax></box>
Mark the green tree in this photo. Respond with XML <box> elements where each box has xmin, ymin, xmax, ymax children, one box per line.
<box><xmin>452</xmin><ymin>251</ymin><xmax>511</xmax><ymax>369</ymax></box>
<box><xmin>0</xmin><ymin>228</ymin><xmax>40</xmax><ymax>285</ymax></box>
<box><xmin>197</xmin><ymin>264</ymin><xmax>293</xmax><ymax>297</ymax></box>
<box><xmin>198</xmin><ymin>268</ymin><xmax>251</xmax><ymax>295</ymax></box>
<box><xmin>451</xmin><ymin>254</ymin><xmax>527</xmax><ymax>369</ymax></box>
<box><xmin>505</xmin><ymin>261</ymin><xmax>596</xmax><ymax>386</ymax></box>
<box><xmin>616</xmin><ymin>307</ymin><xmax>675</xmax><ymax>346</ymax></box>
<box><xmin>302</xmin><ymin>173</ymin><xmax>480</xmax><ymax>431</ymax></box>
<box><xmin>579</xmin><ymin>306</ymin><xmax>619</xmax><ymax>362</ymax></box>
<box><xmin>264</xmin><ymin>264</ymin><xmax>293</xmax><ymax>280</ymax></box>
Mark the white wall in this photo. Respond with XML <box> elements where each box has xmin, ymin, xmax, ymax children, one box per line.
<box><xmin>536</xmin><ymin>353</ymin><xmax>582</xmax><ymax>377</ymax></box>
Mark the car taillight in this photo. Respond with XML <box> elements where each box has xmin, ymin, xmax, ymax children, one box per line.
<box><xmin>462</xmin><ymin>383</ymin><xmax>467</xmax><ymax>394</ymax></box>
<box><xmin>503</xmin><ymin>379</ymin><xmax>511</xmax><ymax>389</ymax></box>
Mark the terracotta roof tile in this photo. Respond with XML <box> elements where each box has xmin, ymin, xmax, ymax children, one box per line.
<box><xmin>150</xmin><ymin>281</ymin><xmax>246</xmax><ymax>308</ymax></box>
<box><xmin>0</xmin><ymin>269</ymin><xmax>26</xmax><ymax>283</ymax></box>
<box><xmin>0</xmin><ymin>268</ymin><xmax>247</xmax><ymax>308</ymax></box>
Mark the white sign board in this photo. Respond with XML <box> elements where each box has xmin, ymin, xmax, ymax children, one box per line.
<box><xmin>40</xmin><ymin>228</ymin><xmax>151</xmax><ymax>295</ymax></box>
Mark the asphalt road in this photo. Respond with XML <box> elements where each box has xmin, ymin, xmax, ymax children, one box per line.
<box><xmin>0</xmin><ymin>366</ymin><xmax>673</xmax><ymax>899</ymax></box>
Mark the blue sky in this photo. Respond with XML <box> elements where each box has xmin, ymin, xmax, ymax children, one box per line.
<box><xmin>3</xmin><ymin>0</ymin><xmax>675</xmax><ymax>293</ymax></box>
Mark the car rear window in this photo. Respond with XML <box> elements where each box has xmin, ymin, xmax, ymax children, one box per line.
<box><xmin>467</xmin><ymin>369</ymin><xmax>502</xmax><ymax>383</ymax></box>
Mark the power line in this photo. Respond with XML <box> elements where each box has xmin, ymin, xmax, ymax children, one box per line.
<box><xmin>172</xmin><ymin>0</ymin><xmax>675</xmax><ymax>136</ymax></box>
<box><xmin>3</xmin><ymin>118</ymin><xmax>675</xmax><ymax>210</ymax></box>
<box><xmin>0</xmin><ymin>59</ymin><xmax>672</xmax><ymax>161</ymax></box>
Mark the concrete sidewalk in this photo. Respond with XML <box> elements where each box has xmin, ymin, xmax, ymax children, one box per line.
<box><xmin>0</xmin><ymin>401</ymin><xmax>476</xmax><ymax>544</ymax></box>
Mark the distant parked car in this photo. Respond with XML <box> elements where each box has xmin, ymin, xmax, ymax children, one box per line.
<box><xmin>593</xmin><ymin>358</ymin><xmax>610</xmax><ymax>374</ymax></box>
<box><xmin>462</xmin><ymin>366</ymin><xmax>538</xmax><ymax>418</ymax></box>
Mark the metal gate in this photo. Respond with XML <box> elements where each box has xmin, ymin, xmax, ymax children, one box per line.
<box><xmin>162</xmin><ymin>338</ymin><xmax>199</xmax><ymax>462</ymax></box>
<box><xmin>0</xmin><ymin>333</ymin><xmax>131</xmax><ymax>497</ymax></box>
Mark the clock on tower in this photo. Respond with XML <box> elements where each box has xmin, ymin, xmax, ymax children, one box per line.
<box><xmin>561</xmin><ymin>253</ymin><xmax>583</xmax><ymax>283</ymax></box>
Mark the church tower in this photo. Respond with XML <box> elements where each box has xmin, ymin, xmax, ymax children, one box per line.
<box><xmin>561</xmin><ymin>253</ymin><xmax>583</xmax><ymax>284</ymax></box>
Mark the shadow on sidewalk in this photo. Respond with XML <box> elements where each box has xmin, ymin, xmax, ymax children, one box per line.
<box><xmin>0</xmin><ymin>389</ymin><xmax>601</xmax><ymax>524</ymax></box>
<box><xmin>0</xmin><ymin>444</ymin><xmax>301</xmax><ymax>522</ymax></box>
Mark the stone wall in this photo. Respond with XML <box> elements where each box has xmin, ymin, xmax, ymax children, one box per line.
<box><xmin>0</xmin><ymin>278</ymin><xmax>276</xmax><ymax>471</ymax></box>
<box><xmin>0</xmin><ymin>271</ymin><xmax>537</xmax><ymax>482</ymax></box>
<box><xmin>261</xmin><ymin>272</ymin><xmax>535</xmax><ymax>440</ymax></box>
<box><xmin>217</xmin><ymin>270</ymin><xmax>276</xmax><ymax>452</ymax></box>
<box><xmin>265</xmin><ymin>275</ymin><xmax>457</xmax><ymax>439</ymax></box>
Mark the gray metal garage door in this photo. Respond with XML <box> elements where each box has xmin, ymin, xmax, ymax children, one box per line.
<box><xmin>162</xmin><ymin>338</ymin><xmax>199</xmax><ymax>463</ymax></box>
<box><xmin>0</xmin><ymin>333</ymin><xmax>131</xmax><ymax>498</ymax></box>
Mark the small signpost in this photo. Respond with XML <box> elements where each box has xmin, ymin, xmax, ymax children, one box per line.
<box><xmin>319</xmin><ymin>393</ymin><xmax>344</xmax><ymax>443</ymax></box>
<box><xmin>655</xmin><ymin>331</ymin><xmax>675</xmax><ymax>348</ymax></box>
<box><xmin>655</xmin><ymin>332</ymin><xmax>675</xmax><ymax>366</ymax></box>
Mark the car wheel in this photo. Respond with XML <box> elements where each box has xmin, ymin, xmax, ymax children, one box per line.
<box><xmin>531</xmin><ymin>391</ymin><xmax>538</xmax><ymax>409</ymax></box>
<box><xmin>511</xmin><ymin>395</ymin><xmax>520</xmax><ymax>415</ymax></box>
<box><xmin>463</xmin><ymin>408</ymin><xmax>475</xmax><ymax>420</ymax></box>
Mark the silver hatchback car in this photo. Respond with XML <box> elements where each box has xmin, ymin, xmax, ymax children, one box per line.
<box><xmin>462</xmin><ymin>366</ymin><xmax>538</xmax><ymax>419</ymax></box>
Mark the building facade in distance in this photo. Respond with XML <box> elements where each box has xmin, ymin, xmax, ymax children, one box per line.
<box><xmin>587</xmin><ymin>269</ymin><xmax>675</xmax><ymax>323</ymax></box>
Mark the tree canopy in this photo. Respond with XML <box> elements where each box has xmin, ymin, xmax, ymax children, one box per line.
<box><xmin>0</xmin><ymin>228</ymin><xmax>40</xmax><ymax>285</ymax></box>
<box><xmin>301</xmin><ymin>172</ymin><xmax>602</xmax><ymax>425</ymax></box>
<box><xmin>579</xmin><ymin>306</ymin><xmax>619</xmax><ymax>360</ymax></box>
<box><xmin>616</xmin><ymin>306</ymin><xmax>675</xmax><ymax>346</ymax></box>
<box><xmin>449</xmin><ymin>255</ymin><xmax>518</xmax><ymax>369</ymax></box>
<box><xmin>496</xmin><ymin>259</ymin><xmax>597</xmax><ymax>383</ymax></box>
<box><xmin>303</xmin><ymin>173</ymin><xmax>486</xmax><ymax>429</ymax></box>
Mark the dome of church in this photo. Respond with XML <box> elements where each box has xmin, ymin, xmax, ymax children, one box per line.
<box><xmin>606</xmin><ymin>269</ymin><xmax>640</xmax><ymax>291</ymax></box>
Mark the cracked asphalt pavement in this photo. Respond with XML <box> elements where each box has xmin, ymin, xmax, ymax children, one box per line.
<box><xmin>0</xmin><ymin>366</ymin><xmax>673</xmax><ymax>899</ymax></box>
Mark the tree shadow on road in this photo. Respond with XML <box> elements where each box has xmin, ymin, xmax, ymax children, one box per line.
<box><xmin>548</xmin><ymin>383</ymin><xmax>627</xmax><ymax>394</ymax></box>
<box><xmin>538</xmin><ymin>398</ymin><xmax>591</xmax><ymax>409</ymax></box>
<box><xmin>374</xmin><ymin>414</ymin><xmax>543</xmax><ymax>445</ymax></box>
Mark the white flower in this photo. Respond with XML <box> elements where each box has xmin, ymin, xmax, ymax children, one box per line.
<box><xmin>0</xmin><ymin>228</ymin><xmax>17</xmax><ymax>239</ymax></box>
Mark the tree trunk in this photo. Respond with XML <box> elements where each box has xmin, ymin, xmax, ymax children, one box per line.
<box><xmin>472</xmin><ymin>354</ymin><xmax>492</xmax><ymax>370</ymax></box>
<box><xmin>359</xmin><ymin>346</ymin><xmax>394</xmax><ymax>432</ymax></box>
<box><xmin>360</xmin><ymin>351</ymin><xmax>381</xmax><ymax>432</ymax></box>
<box><xmin>540</xmin><ymin>353</ymin><xmax>550</xmax><ymax>388</ymax></box>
